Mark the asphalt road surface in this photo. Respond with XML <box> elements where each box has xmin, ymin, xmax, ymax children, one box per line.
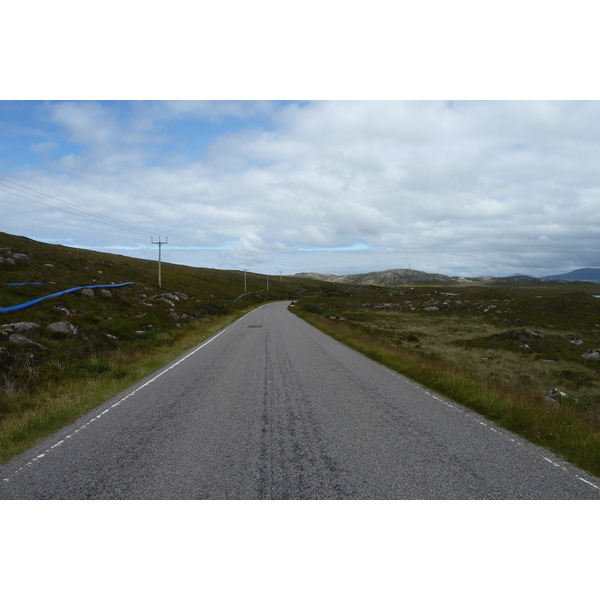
<box><xmin>2</xmin><ymin>301</ymin><xmax>599</xmax><ymax>499</ymax></box>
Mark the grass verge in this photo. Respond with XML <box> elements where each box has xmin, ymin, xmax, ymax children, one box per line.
<box><xmin>0</xmin><ymin>310</ymin><xmax>247</xmax><ymax>464</ymax></box>
<box><xmin>294</xmin><ymin>308</ymin><xmax>600</xmax><ymax>478</ymax></box>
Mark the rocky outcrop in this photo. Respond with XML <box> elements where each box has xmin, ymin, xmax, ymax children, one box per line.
<box><xmin>47</xmin><ymin>321</ymin><xmax>78</xmax><ymax>335</ymax></box>
<box><xmin>1</xmin><ymin>322</ymin><xmax>40</xmax><ymax>332</ymax></box>
<box><xmin>8</xmin><ymin>333</ymin><xmax>47</xmax><ymax>350</ymax></box>
<box><xmin>582</xmin><ymin>349</ymin><xmax>600</xmax><ymax>361</ymax></box>
<box><xmin>0</xmin><ymin>248</ymin><xmax>31</xmax><ymax>264</ymax></box>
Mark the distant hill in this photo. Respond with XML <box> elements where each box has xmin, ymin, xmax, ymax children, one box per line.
<box><xmin>296</xmin><ymin>269</ymin><xmax>455</xmax><ymax>286</ymax></box>
<box><xmin>542</xmin><ymin>268</ymin><xmax>600</xmax><ymax>282</ymax></box>
<box><xmin>295</xmin><ymin>269</ymin><xmax>544</xmax><ymax>286</ymax></box>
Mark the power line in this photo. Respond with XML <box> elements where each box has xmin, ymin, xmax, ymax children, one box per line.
<box><xmin>0</xmin><ymin>175</ymin><xmax>226</xmax><ymax>266</ymax></box>
<box><xmin>0</xmin><ymin>176</ymin><xmax>162</xmax><ymax>239</ymax></box>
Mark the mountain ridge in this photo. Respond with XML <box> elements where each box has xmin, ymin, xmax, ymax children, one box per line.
<box><xmin>294</xmin><ymin>267</ymin><xmax>600</xmax><ymax>286</ymax></box>
<box><xmin>541</xmin><ymin>268</ymin><xmax>600</xmax><ymax>281</ymax></box>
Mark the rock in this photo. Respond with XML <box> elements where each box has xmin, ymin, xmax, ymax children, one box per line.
<box><xmin>11</xmin><ymin>253</ymin><xmax>30</xmax><ymax>262</ymax></box>
<box><xmin>582</xmin><ymin>349</ymin><xmax>600</xmax><ymax>361</ymax></box>
<box><xmin>47</xmin><ymin>321</ymin><xmax>78</xmax><ymax>335</ymax></box>
<box><xmin>568</xmin><ymin>338</ymin><xmax>584</xmax><ymax>345</ymax></box>
<box><xmin>54</xmin><ymin>305</ymin><xmax>71</xmax><ymax>316</ymax></box>
<box><xmin>495</xmin><ymin>329</ymin><xmax>539</xmax><ymax>343</ymax></box>
<box><xmin>100</xmin><ymin>289</ymin><xmax>112</xmax><ymax>297</ymax></box>
<box><xmin>423</xmin><ymin>306</ymin><xmax>439</xmax><ymax>311</ymax></box>
<box><xmin>9</xmin><ymin>333</ymin><xmax>47</xmax><ymax>349</ymax></box>
<box><xmin>81</xmin><ymin>288</ymin><xmax>94</xmax><ymax>297</ymax></box>
<box><xmin>1</xmin><ymin>322</ymin><xmax>40</xmax><ymax>332</ymax></box>
<box><xmin>545</xmin><ymin>388</ymin><xmax>580</xmax><ymax>404</ymax></box>
<box><xmin>545</xmin><ymin>389</ymin><xmax>569</xmax><ymax>403</ymax></box>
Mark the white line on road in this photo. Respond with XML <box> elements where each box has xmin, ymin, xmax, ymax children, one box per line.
<box><xmin>3</xmin><ymin>314</ymin><xmax>250</xmax><ymax>481</ymax></box>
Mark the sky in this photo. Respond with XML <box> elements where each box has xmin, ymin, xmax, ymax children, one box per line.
<box><xmin>2</xmin><ymin>2</ymin><xmax>600</xmax><ymax>280</ymax></box>
<box><xmin>2</xmin><ymin>99</ymin><xmax>600</xmax><ymax>278</ymax></box>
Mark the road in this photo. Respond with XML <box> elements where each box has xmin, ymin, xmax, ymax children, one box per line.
<box><xmin>1</xmin><ymin>301</ymin><xmax>599</xmax><ymax>499</ymax></box>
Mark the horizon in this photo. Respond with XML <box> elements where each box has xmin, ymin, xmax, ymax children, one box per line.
<box><xmin>3</xmin><ymin>229</ymin><xmax>598</xmax><ymax>281</ymax></box>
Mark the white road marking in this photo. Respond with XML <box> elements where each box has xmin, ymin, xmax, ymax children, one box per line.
<box><xmin>1</xmin><ymin>315</ymin><xmax>247</xmax><ymax>481</ymax></box>
<box><xmin>578</xmin><ymin>477</ymin><xmax>599</xmax><ymax>490</ymax></box>
<box><xmin>382</xmin><ymin>364</ymin><xmax>600</xmax><ymax>494</ymax></box>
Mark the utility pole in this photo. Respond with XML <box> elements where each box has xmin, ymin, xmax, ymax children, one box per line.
<box><xmin>151</xmin><ymin>236</ymin><xmax>168</xmax><ymax>288</ymax></box>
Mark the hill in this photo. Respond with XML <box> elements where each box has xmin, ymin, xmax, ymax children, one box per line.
<box><xmin>0</xmin><ymin>231</ymin><xmax>325</xmax><ymax>318</ymax></box>
<box><xmin>542</xmin><ymin>268</ymin><xmax>600</xmax><ymax>282</ymax></box>
<box><xmin>295</xmin><ymin>268</ymin><xmax>549</xmax><ymax>286</ymax></box>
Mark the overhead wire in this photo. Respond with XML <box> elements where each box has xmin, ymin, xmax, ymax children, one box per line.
<box><xmin>0</xmin><ymin>176</ymin><xmax>162</xmax><ymax>239</ymax></box>
<box><xmin>0</xmin><ymin>176</ymin><xmax>217</xmax><ymax>266</ymax></box>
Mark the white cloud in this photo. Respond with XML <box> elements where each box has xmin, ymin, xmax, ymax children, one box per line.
<box><xmin>2</xmin><ymin>100</ymin><xmax>600</xmax><ymax>277</ymax></box>
<box><xmin>30</xmin><ymin>141</ymin><xmax>58</xmax><ymax>154</ymax></box>
<box><xmin>47</xmin><ymin>101</ymin><xmax>119</xmax><ymax>146</ymax></box>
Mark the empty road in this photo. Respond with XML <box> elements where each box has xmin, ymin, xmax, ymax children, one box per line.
<box><xmin>1</xmin><ymin>301</ymin><xmax>599</xmax><ymax>499</ymax></box>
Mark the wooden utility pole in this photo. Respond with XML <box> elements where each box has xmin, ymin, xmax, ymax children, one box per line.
<box><xmin>151</xmin><ymin>236</ymin><xmax>168</xmax><ymax>288</ymax></box>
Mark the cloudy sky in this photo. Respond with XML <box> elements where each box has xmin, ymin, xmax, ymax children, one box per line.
<box><xmin>1</xmin><ymin>99</ymin><xmax>600</xmax><ymax>278</ymax></box>
<box><xmin>2</xmin><ymin>2</ymin><xmax>599</xmax><ymax>279</ymax></box>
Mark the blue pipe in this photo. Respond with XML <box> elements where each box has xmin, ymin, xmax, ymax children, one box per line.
<box><xmin>6</xmin><ymin>282</ymin><xmax>43</xmax><ymax>286</ymax></box>
<box><xmin>0</xmin><ymin>283</ymin><xmax>136</xmax><ymax>314</ymax></box>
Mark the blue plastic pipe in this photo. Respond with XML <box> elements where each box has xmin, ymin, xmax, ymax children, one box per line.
<box><xmin>6</xmin><ymin>282</ymin><xmax>43</xmax><ymax>286</ymax></box>
<box><xmin>0</xmin><ymin>283</ymin><xmax>136</xmax><ymax>314</ymax></box>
